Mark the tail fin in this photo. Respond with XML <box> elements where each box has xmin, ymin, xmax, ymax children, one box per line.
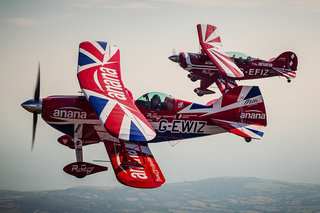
<box><xmin>271</xmin><ymin>51</ymin><xmax>298</xmax><ymax>71</ymax></box>
<box><xmin>210</xmin><ymin>86</ymin><xmax>267</xmax><ymax>140</ymax></box>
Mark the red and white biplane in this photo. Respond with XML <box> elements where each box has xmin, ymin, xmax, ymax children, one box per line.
<box><xmin>22</xmin><ymin>41</ymin><xmax>267</xmax><ymax>188</ymax></box>
<box><xmin>169</xmin><ymin>24</ymin><xmax>298</xmax><ymax>96</ymax></box>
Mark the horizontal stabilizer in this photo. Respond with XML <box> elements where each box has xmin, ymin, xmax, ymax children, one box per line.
<box><xmin>57</xmin><ymin>135</ymin><xmax>99</xmax><ymax>149</ymax></box>
<box><xmin>210</xmin><ymin>86</ymin><xmax>267</xmax><ymax>139</ymax></box>
<box><xmin>104</xmin><ymin>140</ymin><xmax>165</xmax><ymax>188</ymax></box>
<box><xmin>178</xmin><ymin>86</ymin><xmax>267</xmax><ymax>140</ymax></box>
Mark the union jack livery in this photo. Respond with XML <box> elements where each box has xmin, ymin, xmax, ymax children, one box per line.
<box><xmin>169</xmin><ymin>24</ymin><xmax>298</xmax><ymax>96</ymax></box>
<box><xmin>22</xmin><ymin>40</ymin><xmax>268</xmax><ymax>189</ymax></box>
<box><xmin>77</xmin><ymin>41</ymin><xmax>156</xmax><ymax>142</ymax></box>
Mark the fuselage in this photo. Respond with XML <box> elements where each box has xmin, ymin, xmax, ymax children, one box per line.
<box><xmin>41</xmin><ymin>94</ymin><xmax>226</xmax><ymax>144</ymax></box>
<box><xmin>178</xmin><ymin>52</ymin><xmax>281</xmax><ymax>81</ymax></box>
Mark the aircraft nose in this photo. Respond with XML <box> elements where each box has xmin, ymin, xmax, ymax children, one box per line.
<box><xmin>21</xmin><ymin>99</ymin><xmax>42</xmax><ymax>114</ymax></box>
<box><xmin>168</xmin><ymin>55</ymin><xmax>180</xmax><ymax>63</ymax></box>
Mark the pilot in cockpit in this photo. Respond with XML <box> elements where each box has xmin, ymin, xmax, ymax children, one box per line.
<box><xmin>151</xmin><ymin>94</ymin><xmax>161</xmax><ymax>110</ymax></box>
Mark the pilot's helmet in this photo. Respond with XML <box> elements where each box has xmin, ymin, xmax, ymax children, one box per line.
<box><xmin>151</xmin><ymin>94</ymin><xmax>161</xmax><ymax>101</ymax></box>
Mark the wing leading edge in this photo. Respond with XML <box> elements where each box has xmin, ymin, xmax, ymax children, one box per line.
<box><xmin>77</xmin><ymin>41</ymin><xmax>156</xmax><ymax>142</ymax></box>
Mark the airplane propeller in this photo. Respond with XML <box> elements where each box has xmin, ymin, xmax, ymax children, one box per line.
<box><xmin>21</xmin><ymin>63</ymin><xmax>42</xmax><ymax>150</ymax></box>
<box><xmin>168</xmin><ymin>47</ymin><xmax>180</xmax><ymax>63</ymax></box>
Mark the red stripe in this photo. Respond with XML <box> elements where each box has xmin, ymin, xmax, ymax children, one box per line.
<box><xmin>208</xmin><ymin>37</ymin><xmax>221</xmax><ymax>44</ymax></box>
<box><xmin>205</xmin><ymin>25</ymin><xmax>216</xmax><ymax>41</ymax></box>
<box><xmin>77</xmin><ymin>65</ymin><xmax>104</xmax><ymax>94</ymax></box>
<box><xmin>105</xmin><ymin>104</ymin><xmax>124</xmax><ymax>138</ymax></box>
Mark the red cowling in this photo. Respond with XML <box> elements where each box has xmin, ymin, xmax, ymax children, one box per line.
<box><xmin>63</xmin><ymin>162</ymin><xmax>108</xmax><ymax>178</ymax></box>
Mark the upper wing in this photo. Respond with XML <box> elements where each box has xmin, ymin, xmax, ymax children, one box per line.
<box><xmin>197</xmin><ymin>24</ymin><xmax>244</xmax><ymax>78</ymax></box>
<box><xmin>77</xmin><ymin>41</ymin><xmax>156</xmax><ymax>142</ymax></box>
<box><xmin>104</xmin><ymin>139</ymin><xmax>165</xmax><ymax>188</ymax></box>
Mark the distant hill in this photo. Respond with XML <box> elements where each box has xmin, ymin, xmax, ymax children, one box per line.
<box><xmin>1</xmin><ymin>177</ymin><xmax>320</xmax><ymax>213</ymax></box>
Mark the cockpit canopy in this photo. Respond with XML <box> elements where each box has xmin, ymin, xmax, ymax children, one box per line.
<box><xmin>225</xmin><ymin>51</ymin><xmax>252</xmax><ymax>65</ymax></box>
<box><xmin>136</xmin><ymin>92</ymin><xmax>175</xmax><ymax>111</ymax></box>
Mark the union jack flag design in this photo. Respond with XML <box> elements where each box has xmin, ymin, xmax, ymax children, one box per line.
<box><xmin>178</xmin><ymin>86</ymin><xmax>266</xmax><ymax>139</ymax></box>
<box><xmin>77</xmin><ymin>41</ymin><xmax>156</xmax><ymax>142</ymax></box>
<box><xmin>197</xmin><ymin>24</ymin><xmax>244</xmax><ymax>78</ymax></box>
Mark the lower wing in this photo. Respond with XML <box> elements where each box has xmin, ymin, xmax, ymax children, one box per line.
<box><xmin>103</xmin><ymin>139</ymin><xmax>165</xmax><ymax>188</ymax></box>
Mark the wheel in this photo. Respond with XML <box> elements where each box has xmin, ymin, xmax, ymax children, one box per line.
<box><xmin>191</xmin><ymin>77</ymin><xmax>198</xmax><ymax>82</ymax></box>
<box><xmin>245</xmin><ymin>137</ymin><xmax>251</xmax><ymax>143</ymax></box>
<box><xmin>287</xmin><ymin>79</ymin><xmax>291</xmax><ymax>83</ymax></box>
<box><xmin>197</xmin><ymin>93</ymin><xmax>204</xmax><ymax>97</ymax></box>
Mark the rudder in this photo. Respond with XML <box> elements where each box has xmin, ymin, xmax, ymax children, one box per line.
<box><xmin>271</xmin><ymin>51</ymin><xmax>298</xmax><ymax>71</ymax></box>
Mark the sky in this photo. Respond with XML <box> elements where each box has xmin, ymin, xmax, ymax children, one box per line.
<box><xmin>0</xmin><ymin>0</ymin><xmax>319</xmax><ymax>191</ymax></box>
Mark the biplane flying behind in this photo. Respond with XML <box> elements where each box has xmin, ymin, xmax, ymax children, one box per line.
<box><xmin>169</xmin><ymin>24</ymin><xmax>298</xmax><ymax>96</ymax></box>
<box><xmin>21</xmin><ymin>41</ymin><xmax>267</xmax><ymax>189</ymax></box>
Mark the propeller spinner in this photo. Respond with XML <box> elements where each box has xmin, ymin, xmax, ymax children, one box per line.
<box><xmin>21</xmin><ymin>63</ymin><xmax>42</xmax><ymax>150</ymax></box>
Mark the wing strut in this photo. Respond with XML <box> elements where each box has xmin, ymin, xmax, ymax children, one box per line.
<box><xmin>63</xmin><ymin>123</ymin><xmax>108</xmax><ymax>178</ymax></box>
<box><xmin>119</xmin><ymin>140</ymin><xmax>144</xmax><ymax>168</ymax></box>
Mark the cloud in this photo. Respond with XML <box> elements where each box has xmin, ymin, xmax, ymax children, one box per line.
<box><xmin>291</xmin><ymin>0</ymin><xmax>320</xmax><ymax>13</ymax></box>
<box><xmin>157</xmin><ymin>0</ymin><xmax>320</xmax><ymax>12</ymax></box>
<box><xmin>154</xmin><ymin>0</ymin><xmax>267</xmax><ymax>8</ymax></box>
<box><xmin>104</xmin><ymin>2</ymin><xmax>157</xmax><ymax>9</ymax></box>
<box><xmin>71</xmin><ymin>0</ymin><xmax>157</xmax><ymax>9</ymax></box>
<box><xmin>1</xmin><ymin>14</ymin><xmax>77</xmax><ymax>27</ymax></box>
<box><xmin>1</xmin><ymin>17</ymin><xmax>41</xmax><ymax>27</ymax></box>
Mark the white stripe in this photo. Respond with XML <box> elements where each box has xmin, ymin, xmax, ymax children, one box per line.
<box><xmin>208</xmin><ymin>49</ymin><xmax>236</xmax><ymax>77</ymax></box>
<box><xmin>100</xmin><ymin>100</ymin><xmax>117</xmax><ymax>123</ymax></box>
<box><xmin>78</xmin><ymin>63</ymin><xmax>101</xmax><ymax>73</ymax></box>
<box><xmin>92</xmin><ymin>41</ymin><xmax>106</xmax><ymax>55</ymax></box>
<box><xmin>82</xmin><ymin>89</ymin><xmax>107</xmax><ymax>100</ymax></box>
<box><xmin>200</xmin><ymin>24</ymin><xmax>206</xmax><ymax>43</ymax></box>
<box><xmin>118</xmin><ymin>115</ymin><xmax>131</xmax><ymax>141</ymax></box>
<box><xmin>212</xmin><ymin>49</ymin><xmax>242</xmax><ymax>73</ymax></box>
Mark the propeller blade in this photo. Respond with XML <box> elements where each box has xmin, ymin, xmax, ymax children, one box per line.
<box><xmin>172</xmin><ymin>48</ymin><xmax>176</xmax><ymax>55</ymax></box>
<box><xmin>34</xmin><ymin>63</ymin><xmax>40</xmax><ymax>102</ymax></box>
<box><xmin>31</xmin><ymin>112</ymin><xmax>38</xmax><ymax>150</ymax></box>
<box><xmin>32</xmin><ymin>112</ymin><xmax>38</xmax><ymax>150</ymax></box>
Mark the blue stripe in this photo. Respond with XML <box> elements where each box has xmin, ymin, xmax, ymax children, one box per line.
<box><xmin>246</xmin><ymin>127</ymin><xmax>264</xmax><ymax>137</ymax></box>
<box><xmin>190</xmin><ymin>103</ymin><xmax>213</xmax><ymax>110</ymax></box>
<box><xmin>88</xmin><ymin>96</ymin><xmax>109</xmax><ymax>115</ymax></box>
<box><xmin>244</xmin><ymin>86</ymin><xmax>261</xmax><ymax>100</ymax></box>
<box><xmin>129</xmin><ymin>121</ymin><xmax>147</xmax><ymax>141</ymax></box>
<box><xmin>48</xmin><ymin>124</ymin><xmax>74</xmax><ymax>138</ymax></box>
<box><xmin>78</xmin><ymin>52</ymin><xmax>96</xmax><ymax>66</ymax></box>
<box><xmin>96</xmin><ymin>41</ymin><xmax>107</xmax><ymax>51</ymax></box>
